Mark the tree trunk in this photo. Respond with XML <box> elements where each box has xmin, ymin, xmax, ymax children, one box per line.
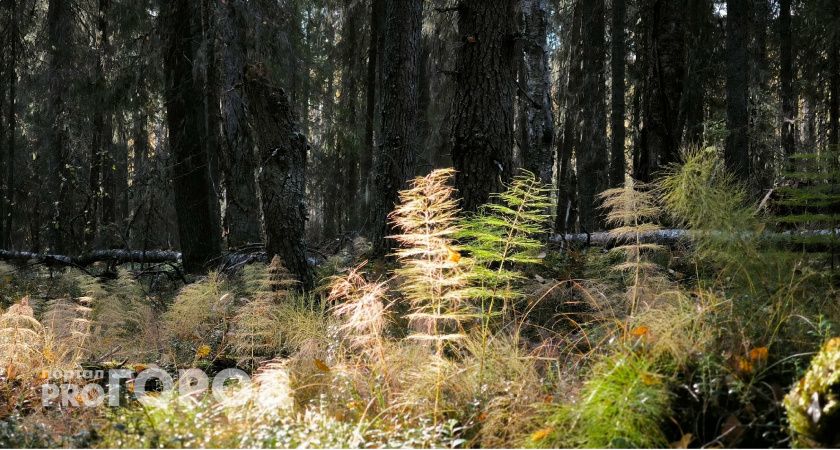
<box><xmin>577</xmin><ymin>0</ymin><xmax>608</xmax><ymax>231</ymax></box>
<box><xmin>3</xmin><ymin>0</ymin><xmax>17</xmax><ymax>248</ymax></box>
<box><xmin>725</xmin><ymin>0</ymin><xmax>751</xmax><ymax>179</ymax></box>
<box><xmin>368</xmin><ymin>0</ymin><xmax>422</xmax><ymax>256</ymax></box>
<box><xmin>680</xmin><ymin>0</ymin><xmax>712</xmax><ymax>148</ymax></box>
<box><xmin>451</xmin><ymin>0</ymin><xmax>517</xmax><ymax>212</ymax></box>
<box><xmin>163</xmin><ymin>0</ymin><xmax>223</xmax><ymax>273</ymax></box>
<box><xmin>338</xmin><ymin>0</ymin><xmax>364</xmax><ymax>230</ymax></box>
<box><xmin>750</xmin><ymin>0</ymin><xmax>772</xmax><ymax>188</ymax></box>
<box><xmin>244</xmin><ymin>65</ymin><xmax>313</xmax><ymax>290</ymax></box>
<box><xmin>45</xmin><ymin>0</ymin><xmax>72</xmax><ymax>253</ymax></box>
<box><xmin>362</xmin><ymin>0</ymin><xmax>384</xmax><ymax>212</ymax></box>
<box><xmin>519</xmin><ymin>0</ymin><xmax>554</xmax><ymax>187</ymax></box>
<box><xmin>203</xmin><ymin>0</ymin><xmax>223</xmax><ymax>203</ymax></box>
<box><xmin>86</xmin><ymin>0</ymin><xmax>111</xmax><ymax>249</ymax></box>
<box><xmin>219</xmin><ymin>0</ymin><xmax>262</xmax><ymax>248</ymax></box>
<box><xmin>609</xmin><ymin>0</ymin><xmax>626</xmax><ymax>187</ymax></box>
<box><xmin>636</xmin><ymin>0</ymin><xmax>685</xmax><ymax>182</ymax></box>
<box><xmin>779</xmin><ymin>0</ymin><xmax>796</xmax><ymax>163</ymax></box>
<box><xmin>555</xmin><ymin>0</ymin><xmax>582</xmax><ymax>234</ymax></box>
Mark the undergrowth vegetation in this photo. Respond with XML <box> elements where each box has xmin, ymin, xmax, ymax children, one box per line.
<box><xmin>0</xmin><ymin>155</ymin><xmax>838</xmax><ymax>448</ymax></box>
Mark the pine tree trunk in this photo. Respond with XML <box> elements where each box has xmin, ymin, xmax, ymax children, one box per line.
<box><xmin>338</xmin><ymin>0</ymin><xmax>363</xmax><ymax>230</ymax></box>
<box><xmin>45</xmin><ymin>0</ymin><xmax>72</xmax><ymax>253</ymax></box>
<box><xmin>519</xmin><ymin>0</ymin><xmax>554</xmax><ymax>187</ymax></box>
<box><xmin>609</xmin><ymin>0</ymin><xmax>626</xmax><ymax>187</ymax></box>
<box><xmin>3</xmin><ymin>0</ymin><xmax>17</xmax><ymax>248</ymax></box>
<box><xmin>451</xmin><ymin>0</ymin><xmax>517</xmax><ymax>212</ymax></box>
<box><xmin>751</xmin><ymin>0</ymin><xmax>772</xmax><ymax>187</ymax></box>
<box><xmin>220</xmin><ymin>0</ymin><xmax>262</xmax><ymax>248</ymax></box>
<box><xmin>830</xmin><ymin>0</ymin><xmax>840</xmax><ymax>151</ymax></box>
<box><xmin>244</xmin><ymin>65</ymin><xmax>313</xmax><ymax>290</ymax></box>
<box><xmin>725</xmin><ymin>0</ymin><xmax>751</xmax><ymax>179</ymax></box>
<box><xmin>203</xmin><ymin>0</ymin><xmax>223</xmax><ymax>203</ymax></box>
<box><xmin>555</xmin><ymin>0</ymin><xmax>582</xmax><ymax>234</ymax></box>
<box><xmin>577</xmin><ymin>0</ymin><xmax>608</xmax><ymax>231</ymax></box>
<box><xmin>636</xmin><ymin>0</ymin><xmax>685</xmax><ymax>182</ymax></box>
<box><xmin>368</xmin><ymin>0</ymin><xmax>422</xmax><ymax>256</ymax></box>
<box><xmin>680</xmin><ymin>0</ymin><xmax>712</xmax><ymax>148</ymax></box>
<box><xmin>779</xmin><ymin>0</ymin><xmax>796</xmax><ymax>162</ymax></box>
<box><xmin>362</xmin><ymin>0</ymin><xmax>384</xmax><ymax>212</ymax></box>
<box><xmin>163</xmin><ymin>0</ymin><xmax>223</xmax><ymax>273</ymax></box>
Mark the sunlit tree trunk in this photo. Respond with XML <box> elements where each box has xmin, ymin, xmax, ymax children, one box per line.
<box><xmin>368</xmin><ymin>0</ymin><xmax>422</xmax><ymax>256</ymax></box>
<box><xmin>451</xmin><ymin>0</ymin><xmax>517</xmax><ymax>212</ymax></box>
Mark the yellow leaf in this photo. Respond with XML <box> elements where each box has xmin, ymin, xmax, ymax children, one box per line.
<box><xmin>670</xmin><ymin>433</ymin><xmax>694</xmax><ymax>448</ymax></box>
<box><xmin>748</xmin><ymin>346</ymin><xmax>769</xmax><ymax>362</ymax></box>
<box><xmin>446</xmin><ymin>246</ymin><xmax>461</xmax><ymax>263</ymax></box>
<box><xmin>630</xmin><ymin>325</ymin><xmax>650</xmax><ymax>337</ymax></box>
<box><xmin>530</xmin><ymin>427</ymin><xmax>553</xmax><ymax>442</ymax></box>
<box><xmin>195</xmin><ymin>344</ymin><xmax>212</xmax><ymax>359</ymax></box>
<box><xmin>314</xmin><ymin>358</ymin><xmax>330</xmax><ymax>372</ymax></box>
<box><xmin>5</xmin><ymin>364</ymin><xmax>16</xmax><ymax>380</ymax></box>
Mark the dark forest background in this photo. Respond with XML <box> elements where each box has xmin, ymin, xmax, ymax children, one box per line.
<box><xmin>0</xmin><ymin>0</ymin><xmax>837</xmax><ymax>284</ymax></box>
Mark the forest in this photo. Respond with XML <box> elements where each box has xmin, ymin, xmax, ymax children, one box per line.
<box><xmin>0</xmin><ymin>0</ymin><xmax>839</xmax><ymax>448</ymax></box>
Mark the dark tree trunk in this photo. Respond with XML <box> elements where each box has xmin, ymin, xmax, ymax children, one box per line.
<box><xmin>609</xmin><ymin>0</ymin><xmax>626</xmax><ymax>187</ymax></box>
<box><xmin>577</xmin><ymin>0</ymin><xmax>608</xmax><ymax>231</ymax></box>
<box><xmin>219</xmin><ymin>0</ymin><xmax>262</xmax><ymax>248</ymax></box>
<box><xmin>86</xmin><ymin>0</ymin><xmax>111</xmax><ymax>248</ymax></box>
<box><xmin>338</xmin><ymin>0</ymin><xmax>364</xmax><ymax>230</ymax></box>
<box><xmin>244</xmin><ymin>65</ymin><xmax>313</xmax><ymax>290</ymax></box>
<box><xmin>203</xmin><ymin>0</ymin><xmax>223</xmax><ymax>202</ymax></box>
<box><xmin>362</xmin><ymin>0</ymin><xmax>384</xmax><ymax>212</ymax></box>
<box><xmin>451</xmin><ymin>0</ymin><xmax>517</xmax><ymax>212</ymax></box>
<box><xmin>680</xmin><ymin>0</ymin><xmax>712</xmax><ymax>148</ymax></box>
<box><xmin>3</xmin><ymin>0</ymin><xmax>17</xmax><ymax>248</ymax></box>
<box><xmin>45</xmin><ymin>0</ymin><xmax>72</xmax><ymax>253</ymax></box>
<box><xmin>163</xmin><ymin>0</ymin><xmax>223</xmax><ymax>273</ymax></box>
<box><xmin>830</xmin><ymin>0</ymin><xmax>840</xmax><ymax>151</ymax></box>
<box><xmin>635</xmin><ymin>0</ymin><xmax>685</xmax><ymax>182</ymax></box>
<box><xmin>555</xmin><ymin>0</ymin><xmax>582</xmax><ymax>234</ymax></box>
<box><xmin>519</xmin><ymin>0</ymin><xmax>554</xmax><ymax>186</ymax></box>
<box><xmin>725</xmin><ymin>0</ymin><xmax>751</xmax><ymax>179</ymax></box>
<box><xmin>779</xmin><ymin>0</ymin><xmax>796</xmax><ymax>162</ymax></box>
<box><xmin>751</xmin><ymin>0</ymin><xmax>772</xmax><ymax>187</ymax></box>
<box><xmin>368</xmin><ymin>0</ymin><xmax>422</xmax><ymax>256</ymax></box>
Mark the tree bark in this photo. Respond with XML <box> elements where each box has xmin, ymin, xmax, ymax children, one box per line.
<box><xmin>203</xmin><ymin>0</ymin><xmax>223</xmax><ymax>203</ymax></box>
<box><xmin>779</xmin><ymin>0</ymin><xmax>796</xmax><ymax>163</ymax></box>
<box><xmin>577</xmin><ymin>0</ymin><xmax>608</xmax><ymax>231</ymax></box>
<box><xmin>163</xmin><ymin>0</ymin><xmax>223</xmax><ymax>273</ymax></box>
<box><xmin>635</xmin><ymin>0</ymin><xmax>685</xmax><ymax>182</ymax></box>
<box><xmin>555</xmin><ymin>0</ymin><xmax>582</xmax><ymax>234</ymax></box>
<box><xmin>3</xmin><ymin>0</ymin><xmax>17</xmax><ymax>248</ymax></box>
<box><xmin>725</xmin><ymin>0</ymin><xmax>751</xmax><ymax>179</ymax></box>
<box><xmin>451</xmin><ymin>0</ymin><xmax>517</xmax><ymax>212</ymax></box>
<box><xmin>679</xmin><ymin>0</ymin><xmax>712</xmax><ymax>148</ymax></box>
<box><xmin>45</xmin><ymin>0</ymin><xmax>73</xmax><ymax>253</ymax></box>
<box><xmin>244</xmin><ymin>65</ymin><xmax>313</xmax><ymax>290</ymax></box>
<box><xmin>368</xmin><ymin>0</ymin><xmax>422</xmax><ymax>256</ymax></box>
<box><xmin>338</xmin><ymin>0</ymin><xmax>364</xmax><ymax>230</ymax></box>
<box><xmin>519</xmin><ymin>0</ymin><xmax>554</xmax><ymax>187</ymax></box>
<box><xmin>830</xmin><ymin>0</ymin><xmax>840</xmax><ymax>151</ymax></box>
<box><xmin>362</xmin><ymin>0</ymin><xmax>384</xmax><ymax>213</ymax></box>
<box><xmin>609</xmin><ymin>0</ymin><xmax>626</xmax><ymax>187</ymax></box>
<box><xmin>219</xmin><ymin>0</ymin><xmax>262</xmax><ymax>248</ymax></box>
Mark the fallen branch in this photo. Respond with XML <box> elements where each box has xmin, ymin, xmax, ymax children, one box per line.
<box><xmin>0</xmin><ymin>249</ymin><xmax>182</xmax><ymax>267</ymax></box>
<box><xmin>551</xmin><ymin>228</ymin><xmax>839</xmax><ymax>249</ymax></box>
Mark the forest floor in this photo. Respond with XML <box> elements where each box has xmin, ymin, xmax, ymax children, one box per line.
<box><xmin>1</xmin><ymin>155</ymin><xmax>839</xmax><ymax>448</ymax></box>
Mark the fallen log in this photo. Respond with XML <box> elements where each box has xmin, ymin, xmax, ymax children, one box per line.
<box><xmin>0</xmin><ymin>249</ymin><xmax>182</xmax><ymax>267</ymax></box>
<box><xmin>551</xmin><ymin>228</ymin><xmax>839</xmax><ymax>250</ymax></box>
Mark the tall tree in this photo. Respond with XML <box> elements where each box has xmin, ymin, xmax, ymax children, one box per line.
<box><xmin>368</xmin><ymin>0</ymin><xmax>422</xmax><ymax>255</ymax></box>
<box><xmin>163</xmin><ymin>0</ymin><xmax>223</xmax><ymax>273</ymax></box>
<box><xmin>555</xmin><ymin>0</ymin><xmax>583</xmax><ymax>233</ymax></box>
<box><xmin>577</xmin><ymin>0</ymin><xmax>608</xmax><ymax>231</ymax></box>
<box><xmin>830</xmin><ymin>0</ymin><xmax>840</xmax><ymax>151</ymax></box>
<box><xmin>219</xmin><ymin>0</ymin><xmax>262</xmax><ymax>247</ymax></box>
<box><xmin>244</xmin><ymin>64</ymin><xmax>313</xmax><ymax>290</ymax></box>
<box><xmin>362</xmin><ymin>0</ymin><xmax>384</xmax><ymax>214</ymax></box>
<box><xmin>680</xmin><ymin>0</ymin><xmax>712</xmax><ymax>148</ymax></box>
<box><xmin>635</xmin><ymin>0</ymin><xmax>685</xmax><ymax>182</ymax></box>
<box><xmin>45</xmin><ymin>0</ymin><xmax>73</xmax><ymax>253</ymax></box>
<box><xmin>609</xmin><ymin>0</ymin><xmax>626</xmax><ymax>187</ymax></box>
<box><xmin>725</xmin><ymin>0</ymin><xmax>751</xmax><ymax>179</ymax></box>
<box><xmin>451</xmin><ymin>0</ymin><xmax>517</xmax><ymax>212</ymax></box>
<box><xmin>3</xmin><ymin>0</ymin><xmax>17</xmax><ymax>248</ymax></box>
<box><xmin>519</xmin><ymin>0</ymin><xmax>554</xmax><ymax>186</ymax></box>
<box><xmin>779</xmin><ymin>0</ymin><xmax>796</xmax><ymax>161</ymax></box>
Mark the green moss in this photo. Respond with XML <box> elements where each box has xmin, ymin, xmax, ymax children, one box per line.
<box><xmin>784</xmin><ymin>337</ymin><xmax>840</xmax><ymax>448</ymax></box>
